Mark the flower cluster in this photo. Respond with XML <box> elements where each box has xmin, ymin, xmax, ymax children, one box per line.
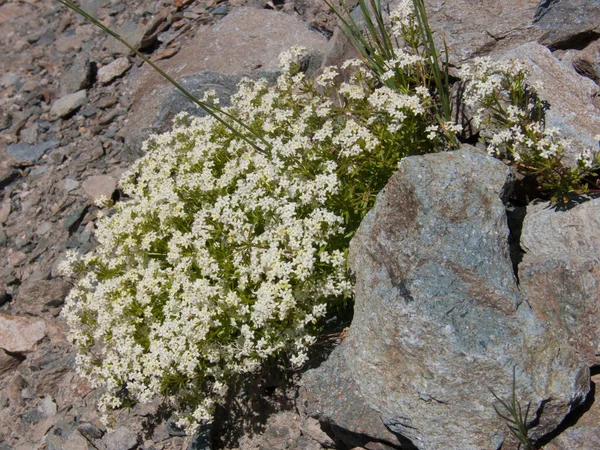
<box><xmin>460</xmin><ymin>57</ymin><xmax>600</xmax><ymax>201</ymax></box>
<box><xmin>62</xmin><ymin>36</ymin><xmax>437</xmax><ymax>431</ymax></box>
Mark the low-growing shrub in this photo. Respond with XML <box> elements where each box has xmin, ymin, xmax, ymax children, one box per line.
<box><xmin>59</xmin><ymin>0</ymin><xmax>599</xmax><ymax>434</ymax></box>
<box><xmin>61</xmin><ymin>2</ymin><xmax>450</xmax><ymax>429</ymax></box>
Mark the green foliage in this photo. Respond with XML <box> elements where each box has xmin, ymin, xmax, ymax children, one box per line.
<box><xmin>460</xmin><ymin>57</ymin><xmax>600</xmax><ymax>203</ymax></box>
<box><xmin>489</xmin><ymin>367</ymin><xmax>535</xmax><ymax>450</ymax></box>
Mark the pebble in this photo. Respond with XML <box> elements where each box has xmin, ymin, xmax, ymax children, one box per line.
<box><xmin>101</xmin><ymin>426</ymin><xmax>138</xmax><ymax>450</ymax></box>
<box><xmin>63</xmin><ymin>178</ymin><xmax>80</xmax><ymax>193</ymax></box>
<box><xmin>82</xmin><ymin>174</ymin><xmax>117</xmax><ymax>204</ymax></box>
<box><xmin>97</xmin><ymin>57</ymin><xmax>132</xmax><ymax>85</ymax></box>
<box><xmin>6</xmin><ymin>140</ymin><xmax>58</xmax><ymax>163</ymax></box>
<box><xmin>50</xmin><ymin>90</ymin><xmax>88</xmax><ymax>119</ymax></box>
<box><xmin>0</xmin><ymin>313</ymin><xmax>47</xmax><ymax>353</ymax></box>
<box><xmin>0</xmin><ymin>204</ymin><xmax>11</xmax><ymax>224</ymax></box>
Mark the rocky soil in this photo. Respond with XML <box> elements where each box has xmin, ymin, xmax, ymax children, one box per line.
<box><xmin>1</xmin><ymin>0</ymin><xmax>600</xmax><ymax>449</ymax></box>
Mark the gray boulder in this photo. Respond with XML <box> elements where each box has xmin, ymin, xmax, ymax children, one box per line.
<box><xmin>519</xmin><ymin>198</ymin><xmax>600</xmax><ymax>366</ymax></box>
<box><xmin>338</xmin><ymin>146</ymin><xmax>588</xmax><ymax>449</ymax></box>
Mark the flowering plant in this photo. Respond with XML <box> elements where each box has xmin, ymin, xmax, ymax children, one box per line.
<box><xmin>58</xmin><ymin>0</ymin><xmax>599</xmax><ymax>435</ymax></box>
<box><xmin>460</xmin><ymin>57</ymin><xmax>600</xmax><ymax>202</ymax></box>
<box><xmin>61</xmin><ymin>4</ymin><xmax>448</xmax><ymax>427</ymax></box>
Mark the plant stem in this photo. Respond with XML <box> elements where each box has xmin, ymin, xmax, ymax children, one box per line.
<box><xmin>56</xmin><ymin>0</ymin><xmax>270</xmax><ymax>154</ymax></box>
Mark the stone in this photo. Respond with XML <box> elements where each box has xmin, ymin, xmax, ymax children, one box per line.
<box><xmin>0</xmin><ymin>164</ymin><xmax>18</xmax><ymax>189</ymax></box>
<box><xmin>54</xmin><ymin>35</ymin><xmax>84</xmax><ymax>53</ymax></box>
<box><xmin>15</xmin><ymin>279</ymin><xmax>72</xmax><ymax>316</ymax></box>
<box><xmin>46</xmin><ymin>424</ymin><xmax>92</xmax><ymax>450</ymax></box>
<box><xmin>82</xmin><ymin>174</ymin><xmax>117</xmax><ymax>204</ymax></box>
<box><xmin>501</xmin><ymin>42</ymin><xmax>600</xmax><ymax>165</ymax></box>
<box><xmin>19</xmin><ymin>123</ymin><xmax>38</xmax><ymax>145</ymax></box>
<box><xmin>40</xmin><ymin>396</ymin><xmax>58</xmax><ymax>417</ymax></box>
<box><xmin>0</xmin><ymin>204</ymin><xmax>10</xmax><ymax>224</ymax></box>
<box><xmin>63</xmin><ymin>178</ymin><xmax>80</xmax><ymax>193</ymax></box>
<box><xmin>519</xmin><ymin>199</ymin><xmax>600</xmax><ymax>366</ymax></box>
<box><xmin>120</xmin><ymin>7</ymin><xmax>326</xmax><ymax>156</ymax></box>
<box><xmin>300</xmin><ymin>347</ymin><xmax>409</xmax><ymax>449</ymax></box>
<box><xmin>60</xmin><ymin>54</ymin><xmax>95</xmax><ymax>96</ymax></box>
<box><xmin>343</xmin><ymin>146</ymin><xmax>588</xmax><ymax>449</ymax></box>
<box><xmin>0</xmin><ymin>348</ymin><xmax>24</xmax><ymax>376</ymax></box>
<box><xmin>97</xmin><ymin>57</ymin><xmax>132</xmax><ymax>85</ymax></box>
<box><xmin>105</xmin><ymin>21</ymin><xmax>146</xmax><ymax>56</ymax></box>
<box><xmin>0</xmin><ymin>314</ymin><xmax>47</xmax><ymax>354</ymax></box>
<box><xmin>543</xmin><ymin>374</ymin><xmax>600</xmax><ymax>450</ymax></box>
<box><xmin>6</xmin><ymin>140</ymin><xmax>58</xmax><ymax>163</ymax></box>
<box><xmin>572</xmin><ymin>39</ymin><xmax>600</xmax><ymax>85</ymax></box>
<box><xmin>534</xmin><ymin>0</ymin><xmax>600</xmax><ymax>49</ymax></box>
<box><xmin>50</xmin><ymin>90</ymin><xmax>88</xmax><ymax>119</ymax></box>
<box><xmin>101</xmin><ymin>426</ymin><xmax>138</xmax><ymax>450</ymax></box>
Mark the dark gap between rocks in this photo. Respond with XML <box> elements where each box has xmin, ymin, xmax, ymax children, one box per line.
<box><xmin>547</xmin><ymin>31</ymin><xmax>600</xmax><ymax>51</ymax></box>
<box><xmin>535</xmin><ymin>373</ymin><xmax>597</xmax><ymax>447</ymax></box>
<box><xmin>321</xmin><ymin>421</ymin><xmax>417</xmax><ymax>450</ymax></box>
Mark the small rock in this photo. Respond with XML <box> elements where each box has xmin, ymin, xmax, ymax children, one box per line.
<box><xmin>15</xmin><ymin>279</ymin><xmax>71</xmax><ymax>316</ymax></box>
<box><xmin>95</xmin><ymin>97</ymin><xmax>119</xmax><ymax>109</ymax></box>
<box><xmin>54</xmin><ymin>35</ymin><xmax>84</xmax><ymax>53</ymax></box>
<box><xmin>0</xmin><ymin>313</ymin><xmax>47</xmax><ymax>353</ymax></box>
<box><xmin>82</xmin><ymin>174</ymin><xmax>117</xmax><ymax>204</ymax></box>
<box><xmin>0</xmin><ymin>348</ymin><xmax>24</xmax><ymax>376</ymax></box>
<box><xmin>97</xmin><ymin>57</ymin><xmax>132</xmax><ymax>85</ymax></box>
<box><xmin>211</xmin><ymin>5</ymin><xmax>228</xmax><ymax>16</ymax></box>
<box><xmin>105</xmin><ymin>21</ymin><xmax>146</xmax><ymax>56</ymax></box>
<box><xmin>40</xmin><ymin>396</ymin><xmax>58</xmax><ymax>417</ymax></box>
<box><xmin>19</xmin><ymin>123</ymin><xmax>39</xmax><ymax>145</ymax></box>
<box><xmin>101</xmin><ymin>426</ymin><xmax>138</xmax><ymax>450</ymax></box>
<box><xmin>63</xmin><ymin>205</ymin><xmax>88</xmax><ymax>233</ymax></box>
<box><xmin>0</xmin><ymin>203</ymin><xmax>10</xmax><ymax>224</ymax></box>
<box><xmin>77</xmin><ymin>421</ymin><xmax>105</xmax><ymax>440</ymax></box>
<box><xmin>60</xmin><ymin>54</ymin><xmax>96</xmax><ymax>96</ymax></box>
<box><xmin>573</xmin><ymin>40</ymin><xmax>600</xmax><ymax>86</ymax></box>
<box><xmin>50</xmin><ymin>90</ymin><xmax>88</xmax><ymax>119</ymax></box>
<box><xmin>6</xmin><ymin>140</ymin><xmax>58</xmax><ymax>163</ymax></box>
<box><xmin>46</xmin><ymin>425</ymin><xmax>92</xmax><ymax>450</ymax></box>
<box><xmin>63</xmin><ymin>178</ymin><xmax>80</xmax><ymax>193</ymax></box>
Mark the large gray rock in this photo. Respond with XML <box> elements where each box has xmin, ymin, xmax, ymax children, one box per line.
<box><xmin>502</xmin><ymin>42</ymin><xmax>600</xmax><ymax>165</ymax></box>
<box><xmin>119</xmin><ymin>7</ymin><xmax>326</xmax><ymax>157</ymax></box>
<box><xmin>534</xmin><ymin>0</ymin><xmax>600</xmax><ymax>49</ymax></box>
<box><xmin>341</xmin><ymin>147</ymin><xmax>588</xmax><ymax>450</ymax></box>
<box><xmin>519</xmin><ymin>199</ymin><xmax>600</xmax><ymax>366</ymax></box>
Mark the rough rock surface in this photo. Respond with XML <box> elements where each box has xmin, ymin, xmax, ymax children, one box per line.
<box><xmin>50</xmin><ymin>90</ymin><xmax>88</xmax><ymax>119</ymax></box>
<box><xmin>0</xmin><ymin>314</ymin><xmax>47</xmax><ymax>354</ymax></box>
<box><xmin>502</xmin><ymin>42</ymin><xmax>600</xmax><ymax>164</ymax></box>
<box><xmin>519</xmin><ymin>199</ymin><xmax>600</xmax><ymax>366</ymax></box>
<box><xmin>543</xmin><ymin>374</ymin><xmax>600</xmax><ymax>450</ymax></box>
<box><xmin>97</xmin><ymin>57</ymin><xmax>132</xmax><ymax>85</ymax></box>
<box><xmin>300</xmin><ymin>345</ymin><xmax>411</xmax><ymax>449</ymax></box>
<box><xmin>572</xmin><ymin>39</ymin><xmax>600</xmax><ymax>86</ymax></box>
<box><xmin>344</xmin><ymin>147</ymin><xmax>589</xmax><ymax>450</ymax></box>
<box><xmin>534</xmin><ymin>0</ymin><xmax>600</xmax><ymax>49</ymax></box>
